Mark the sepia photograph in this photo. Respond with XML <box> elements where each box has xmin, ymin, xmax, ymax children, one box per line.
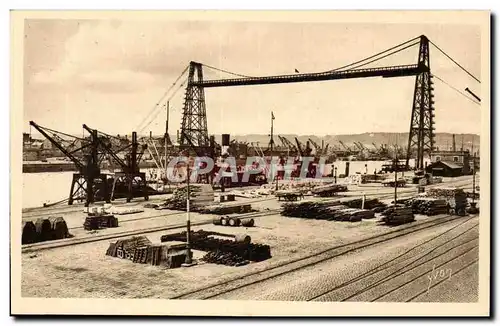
<box><xmin>10</xmin><ymin>10</ymin><xmax>490</xmax><ymax>316</ymax></box>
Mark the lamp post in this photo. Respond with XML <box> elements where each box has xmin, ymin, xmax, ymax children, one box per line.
<box><xmin>334</xmin><ymin>166</ymin><xmax>337</xmax><ymax>184</ymax></box>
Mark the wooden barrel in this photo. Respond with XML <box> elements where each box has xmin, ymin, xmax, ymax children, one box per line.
<box><xmin>48</xmin><ymin>216</ymin><xmax>69</xmax><ymax>240</ymax></box>
<box><xmin>107</xmin><ymin>215</ymin><xmax>119</xmax><ymax>228</ymax></box>
<box><xmin>241</xmin><ymin>218</ymin><xmax>255</xmax><ymax>227</ymax></box>
<box><xmin>34</xmin><ymin>218</ymin><xmax>52</xmax><ymax>242</ymax></box>
<box><xmin>234</xmin><ymin>234</ymin><xmax>251</xmax><ymax>244</ymax></box>
<box><xmin>22</xmin><ymin>221</ymin><xmax>37</xmax><ymax>244</ymax></box>
<box><xmin>228</xmin><ymin>217</ymin><xmax>241</xmax><ymax>227</ymax></box>
<box><xmin>212</xmin><ymin>216</ymin><xmax>223</xmax><ymax>225</ymax></box>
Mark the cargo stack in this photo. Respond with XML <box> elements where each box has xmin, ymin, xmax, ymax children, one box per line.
<box><xmin>344</xmin><ymin>198</ymin><xmax>387</xmax><ymax>211</ymax></box>
<box><xmin>381</xmin><ymin>206</ymin><xmax>415</xmax><ymax>225</ymax></box>
<box><xmin>22</xmin><ymin>216</ymin><xmax>70</xmax><ymax>245</ymax></box>
<box><xmin>83</xmin><ymin>214</ymin><xmax>118</xmax><ymax>231</ymax></box>
<box><xmin>311</xmin><ymin>184</ymin><xmax>348</xmax><ymax>197</ymax></box>
<box><xmin>426</xmin><ymin>187</ymin><xmax>468</xmax><ymax>215</ymax></box>
<box><xmin>404</xmin><ymin>198</ymin><xmax>450</xmax><ymax>216</ymax></box>
<box><xmin>161</xmin><ymin>184</ymin><xmax>215</xmax><ymax>211</ymax></box>
<box><xmin>160</xmin><ymin>230</ymin><xmax>271</xmax><ymax>266</ymax></box>
<box><xmin>106</xmin><ymin>236</ymin><xmax>188</xmax><ymax>268</ymax></box>
<box><xmin>281</xmin><ymin>201</ymin><xmax>375</xmax><ymax>222</ymax></box>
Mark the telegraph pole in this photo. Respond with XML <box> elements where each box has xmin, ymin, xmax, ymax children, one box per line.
<box><xmin>394</xmin><ymin>145</ymin><xmax>398</xmax><ymax>205</ymax></box>
<box><xmin>471</xmin><ymin>143</ymin><xmax>477</xmax><ymax>208</ymax></box>
<box><xmin>165</xmin><ymin>102</ymin><xmax>169</xmax><ymax>175</ymax></box>
<box><xmin>183</xmin><ymin>154</ymin><xmax>194</xmax><ymax>266</ymax></box>
<box><xmin>270</xmin><ymin>112</ymin><xmax>279</xmax><ymax>191</ymax></box>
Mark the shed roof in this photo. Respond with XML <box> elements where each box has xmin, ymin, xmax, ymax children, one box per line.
<box><xmin>429</xmin><ymin>161</ymin><xmax>462</xmax><ymax>170</ymax></box>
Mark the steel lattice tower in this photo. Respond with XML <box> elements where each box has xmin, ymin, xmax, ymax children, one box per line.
<box><xmin>179</xmin><ymin>61</ymin><xmax>209</xmax><ymax>148</ymax></box>
<box><xmin>406</xmin><ymin>35</ymin><xmax>435</xmax><ymax>170</ymax></box>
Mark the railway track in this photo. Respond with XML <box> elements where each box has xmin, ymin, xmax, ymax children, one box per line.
<box><xmin>308</xmin><ymin>218</ymin><xmax>478</xmax><ymax>301</ymax></box>
<box><xmin>170</xmin><ymin>214</ymin><xmax>475</xmax><ymax>300</ymax></box>
<box><xmin>22</xmin><ymin>196</ymin><xmax>277</xmax><ymax>219</ymax></box>
<box><xmin>22</xmin><ymin>176</ymin><xmax>475</xmax><ymax>218</ymax></box>
<box><xmin>21</xmin><ymin>208</ymin><xmax>281</xmax><ymax>254</ymax></box>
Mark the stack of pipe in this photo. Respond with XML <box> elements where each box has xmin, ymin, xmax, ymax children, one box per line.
<box><xmin>160</xmin><ymin>230</ymin><xmax>271</xmax><ymax>266</ymax></box>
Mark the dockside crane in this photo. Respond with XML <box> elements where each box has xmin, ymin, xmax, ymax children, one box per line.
<box><xmin>29</xmin><ymin>121</ymin><xmax>109</xmax><ymax>206</ymax></box>
<box><xmin>279</xmin><ymin>136</ymin><xmax>298</xmax><ymax>154</ymax></box>
<box><xmin>83</xmin><ymin>124</ymin><xmax>150</xmax><ymax>202</ymax></box>
<box><xmin>308</xmin><ymin>138</ymin><xmax>322</xmax><ymax>156</ymax></box>
<box><xmin>338</xmin><ymin>140</ymin><xmax>352</xmax><ymax>154</ymax></box>
<box><xmin>295</xmin><ymin>138</ymin><xmax>313</xmax><ymax>157</ymax></box>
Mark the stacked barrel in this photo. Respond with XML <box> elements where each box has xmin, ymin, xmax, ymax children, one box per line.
<box><xmin>22</xmin><ymin>216</ymin><xmax>70</xmax><ymax>244</ymax></box>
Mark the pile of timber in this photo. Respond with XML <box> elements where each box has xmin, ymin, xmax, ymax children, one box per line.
<box><xmin>198</xmin><ymin>204</ymin><xmax>253</xmax><ymax>215</ymax></box>
<box><xmin>281</xmin><ymin>201</ymin><xmax>374</xmax><ymax>222</ymax></box>
<box><xmin>160</xmin><ymin>230</ymin><xmax>271</xmax><ymax>266</ymax></box>
<box><xmin>106</xmin><ymin>236</ymin><xmax>186</xmax><ymax>268</ymax></box>
<box><xmin>281</xmin><ymin>201</ymin><xmax>341</xmax><ymax>218</ymax></box>
<box><xmin>22</xmin><ymin>216</ymin><xmax>70</xmax><ymax>245</ymax></box>
<box><xmin>202</xmin><ymin>250</ymin><xmax>251</xmax><ymax>266</ymax></box>
<box><xmin>466</xmin><ymin>192</ymin><xmax>480</xmax><ymax>200</ymax></box>
<box><xmin>328</xmin><ymin>208</ymin><xmax>375</xmax><ymax>222</ymax></box>
<box><xmin>343</xmin><ymin>198</ymin><xmax>387</xmax><ymax>211</ymax></box>
<box><xmin>110</xmin><ymin>208</ymin><xmax>144</xmax><ymax>215</ymax></box>
<box><xmin>160</xmin><ymin>185</ymin><xmax>201</xmax><ymax>211</ymax></box>
<box><xmin>425</xmin><ymin>187</ymin><xmax>468</xmax><ymax>215</ymax></box>
<box><xmin>311</xmin><ymin>184</ymin><xmax>348</xmax><ymax>197</ymax></box>
<box><xmin>83</xmin><ymin>214</ymin><xmax>118</xmax><ymax>231</ymax></box>
<box><xmin>404</xmin><ymin>198</ymin><xmax>450</xmax><ymax>216</ymax></box>
<box><xmin>381</xmin><ymin>206</ymin><xmax>415</xmax><ymax>225</ymax></box>
<box><xmin>159</xmin><ymin>185</ymin><xmax>214</xmax><ymax>211</ymax></box>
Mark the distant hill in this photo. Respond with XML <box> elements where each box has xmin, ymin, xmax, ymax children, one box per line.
<box><xmin>226</xmin><ymin>132</ymin><xmax>480</xmax><ymax>151</ymax></box>
<box><xmin>29</xmin><ymin>131</ymin><xmax>481</xmax><ymax>152</ymax></box>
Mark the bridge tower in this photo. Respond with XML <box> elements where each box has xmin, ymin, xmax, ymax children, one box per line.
<box><xmin>406</xmin><ymin>35</ymin><xmax>435</xmax><ymax>170</ymax></box>
<box><xmin>179</xmin><ymin>61</ymin><xmax>209</xmax><ymax>148</ymax></box>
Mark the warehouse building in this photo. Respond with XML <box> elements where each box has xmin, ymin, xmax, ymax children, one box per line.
<box><xmin>429</xmin><ymin>149</ymin><xmax>472</xmax><ymax>175</ymax></box>
<box><xmin>425</xmin><ymin>161</ymin><xmax>463</xmax><ymax>177</ymax></box>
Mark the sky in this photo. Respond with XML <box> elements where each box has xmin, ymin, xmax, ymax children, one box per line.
<box><xmin>23</xmin><ymin>19</ymin><xmax>482</xmax><ymax>138</ymax></box>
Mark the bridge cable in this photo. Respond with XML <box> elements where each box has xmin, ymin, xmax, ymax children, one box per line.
<box><xmin>325</xmin><ymin>35</ymin><xmax>421</xmax><ymax>73</ymax></box>
<box><xmin>345</xmin><ymin>41</ymin><xmax>420</xmax><ymax>71</ymax></box>
<box><xmin>135</xmin><ymin>65</ymin><xmax>189</xmax><ymax>131</ymax></box>
<box><xmin>429</xmin><ymin>40</ymin><xmax>481</xmax><ymax>83</ymax></box>
<box><xmin>201</xmin><ymin>63</ymin><xmax>253</xmax><ymax>78</ymax></box>
<box><xmin>140</xmin><ymin>79</ymin><xmax>186</xmax><ymax>132</ymax></box>
<box><xmin>139</xmin><ymin>79</ymin><xmax>187</xmax><ymax>133</ymax></box>
<box><xmin>431</xmin><ymin>73</ymin><xmax>481</xmax><ymax>106</ymax></box>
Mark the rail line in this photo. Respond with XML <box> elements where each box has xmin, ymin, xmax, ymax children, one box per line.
<box><xmin>308</xmin><ymin>219</ymin><xmax>478</xmax><ymax>301</ymax></box>
<box><xmin>22</xmin><ymin>196</ymin><xmax>277</xmax><ymax>219</ymax></box>
<box><xmin>21</xmin><ymin>175</ymin><xmax>476</xmax><ymax>218</ymax></box>
<box><xmin>170</xmin><ymin>214</ymin><xmax>473</xmax><ymax>300</ymax></box>
<box><xmin>373</xmin><ymin>243</ymin><xmax>478</xmax><ymax>302</ymax></box>
<box><xmin>21</xmin><ymin>208</ymin><xmax>281</xmax><ymax>254</ymax></box>
<box><xmin>317</xmin><ymin>241</ymin><xmax>478</xmax><ymax>302</ymax></box>
<box><xmin>406</xmin><ymin>257</ymin><xmax>479</xmax><ymax>302</ymax></box>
